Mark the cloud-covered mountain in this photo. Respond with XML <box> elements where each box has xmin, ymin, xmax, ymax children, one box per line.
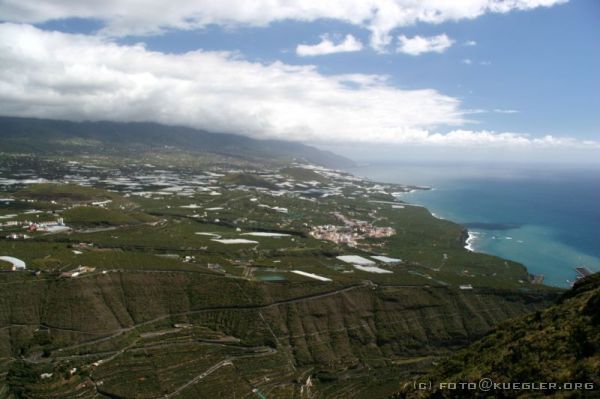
<box><xmin>0</xmin><ymin>116</ymin><xmax>354</xmax><ymax>168</ymax></box>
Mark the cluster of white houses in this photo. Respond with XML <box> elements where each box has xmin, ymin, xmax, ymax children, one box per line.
<box><xmin>310</xmin><ymin>219</ymin><xmax>395</xmax><ymax>247</ymax></box>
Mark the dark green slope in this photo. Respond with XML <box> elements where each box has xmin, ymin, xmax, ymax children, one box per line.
<box><xmin>0</xmin><ymin>116</ymin><xmax>353</xmax><ymax>168</ymax></box>
<box><xmin>0</xmin><ymin>272</ymin><xmax>554</xmax><ymax>399</ymax></box>
<box><xmin>397</xmin><ymin>273</ymin><xmax>600</xmax><ymax>398</ymax></box>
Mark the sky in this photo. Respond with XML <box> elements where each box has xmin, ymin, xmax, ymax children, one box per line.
<box><xmin>0</xmin><ymin>0</ymin><xmax>599</xmax><ymax>163</ymax></box>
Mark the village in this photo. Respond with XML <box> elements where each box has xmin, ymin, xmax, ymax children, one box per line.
<box><xmin>310</xmin><ymin>211</ymin><xmax>395</xmax><ymax>247</ymax></box>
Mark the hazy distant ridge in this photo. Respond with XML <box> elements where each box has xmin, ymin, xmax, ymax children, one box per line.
<box><xmin>0</xmin><ymin>116</ymin><xmax>354</xmax><ymax>168</ymax></box>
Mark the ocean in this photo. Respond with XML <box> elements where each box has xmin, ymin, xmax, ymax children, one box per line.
<box><xmin>349</xmin><ymin>162</ymin><xmax>600</xmax><ymax>287</ymax></box>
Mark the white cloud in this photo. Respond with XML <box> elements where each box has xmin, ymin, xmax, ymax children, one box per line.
<box><xmin>0</xmin><ymin>23</ymin><xmax>464</xmax><ymax>144</ymax></box>
<box><xmin>463</xmin><ymin>58</ymin><xmax>494</xmax><ymax>66</ymax></box>
<box><xmin>0</xmin><ymin>0</ymin><xmax>569</xmax><ymax>51</ymax></box>
<box><xmin>0</xmin><ymin>23</ymin><xmax>594</xmax><ymax>151</ymax></box>
<box><xmin>397</xmin><ymin>34</ymin><xmax>454</xmax><ymax>55</ymax></box>
<box><xmin>493</xmin><ymin>109</ymin><xmax>519</xmax><ymax>114</ymax></box>
<box><xmin>296</xmin><ymin>34</ymin><xmax>363</xmax><ymax>57</ymax></box>
<box><xmin>464</xmin><ymin>40</ymin><xmax>477</xmax><ymax>46</ymax></box>
<box><xmin>428</xmin><ymin>130</ymin><xmax>600</xmax><ymax>149</ymax></box>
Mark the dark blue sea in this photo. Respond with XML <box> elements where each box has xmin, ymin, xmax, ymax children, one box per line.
<box><xmin>349</xmin><ymin>162</ymin><xmax>600</xmax><ymax>287</ymax></box>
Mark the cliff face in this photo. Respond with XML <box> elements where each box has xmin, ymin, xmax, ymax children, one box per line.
<box><xmin>0</xmin><ymin>272</ymin><xmax>556</xmax><ymax>398</ymax></box>
<box><xmin>396</xmin><ymin>274</ymin><xmax>600</xmax><ymax>398</ymax></box>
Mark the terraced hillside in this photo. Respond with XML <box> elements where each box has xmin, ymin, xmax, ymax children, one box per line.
<box><xmin>0</xmin><ymin>156</ymin><xmax>561</xmax><ymax>398</ymax></box>
<box><xmin>396</xmin><ymin>274</ymin><xmax>599</xmax><ymax>398</ymax></box>
<box><xmin>0</xmin><ymin>272</ymin><xmax>554</xmax><ymax>398</ymax></box>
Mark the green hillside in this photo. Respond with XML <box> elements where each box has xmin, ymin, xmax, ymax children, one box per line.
<box><xmin>397</xmin><ymin>273</ymin><xmax>600</xmax><ymax>398</ymax></box>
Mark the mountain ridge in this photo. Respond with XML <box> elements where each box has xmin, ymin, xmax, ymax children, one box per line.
<box><xmin>0</xmin><ymin>116</ymin><xmax>354</xmax><ymax>168</ymax></box>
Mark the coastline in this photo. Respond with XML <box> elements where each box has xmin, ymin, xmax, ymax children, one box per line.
<box><xmin>464</xmin><ymin>230</ymin><xmax>479</xmax><ymax>252</ymax></box>
<box><xmin>399</xmin><ymin>194</ymin><xmax>479</xmax><ymax>253</ymax></box>
<box><xmin>355</xmin><ymin>173</ymin><xmax>538</xmax><ymax>283</ymax></box>
<box><xmin>384</xmin><ymin>182</ymin><xmax>479</xmax><ymax>253</ymax></box>
<box><xmin>346</xmin><ymin>163</ymin><xmax>600</xmax><ymax>287</ymax></box>
<box><xmin>392</xmin><ymin>183</ymin><xmax>599</xmax><ymax>287</ymax></box>
<box><xmin>389</xmin><ymin>186</ymin><xmax>525</xmax><ymax>273</ymax></box>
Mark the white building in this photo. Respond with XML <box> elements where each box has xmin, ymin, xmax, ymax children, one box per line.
<box><xmin>336</xmin><ymin>255</ymin><xmax>375</xmax><ymax>266</ymax></box>
<box><xmin>0</xmin><ymin>256</ymin><xmax>26</xmax><ymax>270</ymax></box>
<box><xmin>371</xmin><ymin>256</ymin><xmax>402</xmax><ymax>264</ymax></box>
